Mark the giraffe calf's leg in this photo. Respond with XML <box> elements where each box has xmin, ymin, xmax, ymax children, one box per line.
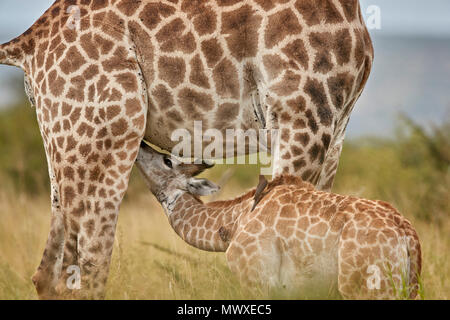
<box><xmin>338</xmin><ymin>226</ymin><xmax>410</xmax><ymax>299</ymax></box>
<box><xmin>226</xmin><ymin>235</ymin><xmax>285</xmax><ymax>291</ymax></box>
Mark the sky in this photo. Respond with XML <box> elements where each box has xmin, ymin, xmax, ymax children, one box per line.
<box><xmin>0</xmin><ymin>0</ymin><xmax>449</xmax><ymax>137</ymax></box>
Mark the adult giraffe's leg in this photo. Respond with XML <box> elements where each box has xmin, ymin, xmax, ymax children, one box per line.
<box><xmin>50</xmin><ymin>104</ymin><xmax>146</xmax><ymax>299</ymax></box>
<box><xmin>29</xmin><ymin>111</ymin><xmax>66</xmax><ymax>299</ymax></box>
<box><xmin>52</xmin><ymin>93</ymin><xmax>147</xmax><ymax>299</ymax></box>
<box><xmin>316</xmin><ymin>58</ymin><xmax>374</xmax><ymax>191</ymax></box>
<box><xmin>31</xmin><ymin>161</ymin><xmax>65</xmax><ymax>299</ymax></box>
<box><xmin>253</xmin><ymin>58</ymin><xmax>339</xmax><ymax>186</ymax></box>
<box><xmin>31</xmin><ymin>48</ymin><xmax>148</xmax><ymax>298</ymax></box>
<box><xmin>315</xmin><ymin>120</ymin><xmax>348</xmax><ymax>191</ymax></box>
<box><xmin>266</xmin><ymin>92</ymin><xmax>335</xmax><ymax>187</ymax></box>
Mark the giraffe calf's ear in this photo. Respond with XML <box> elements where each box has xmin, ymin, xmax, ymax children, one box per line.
<box><xmin>187</xmin><ymin>178</ymin><xmax>220</xmax><ymax>196</ymax></box>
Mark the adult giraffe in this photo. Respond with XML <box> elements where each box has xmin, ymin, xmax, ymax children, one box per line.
<box><xmin>0</xmin><ymin>0</ymin><xmax>373</xmax><ymax>299</ymax></box>
<box><xmin>135</xmin><ymin>143</ymin><xmax>421</xmax><ymax>299</ymax></box>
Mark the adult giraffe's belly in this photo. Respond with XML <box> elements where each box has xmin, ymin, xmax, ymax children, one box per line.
<box><xmin>143</xmin><ymin>94</ymin><xmax>263</xmax><ymax>159</ymax></box>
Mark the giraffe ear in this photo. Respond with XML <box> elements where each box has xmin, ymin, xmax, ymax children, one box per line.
<box><xmin>187</xmin><ymin>178</ymin><xmax>220</xmax><ymax>196</ymax></box>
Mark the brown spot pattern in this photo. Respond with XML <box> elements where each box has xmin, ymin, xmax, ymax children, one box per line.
<box><xmin>221</xmin><ymin>5</ymin><xmax>262</xmax><ymax>61</ymax></box>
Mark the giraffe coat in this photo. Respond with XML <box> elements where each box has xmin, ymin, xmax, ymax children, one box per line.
<box><xmin>0</xmin><ymin>0</ymin><xmax>373</xmax><ymax>298</ymax></box>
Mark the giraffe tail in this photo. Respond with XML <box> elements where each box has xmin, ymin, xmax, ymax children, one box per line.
<box><xmin>405</xmin><ymin>227</ymin><xmax>422</xmax><ymax>299</ymax></box>
<box><xmin>0</xmin><ymin>33</ymin><xmax>34</xmax><ymax>69</ymax></box>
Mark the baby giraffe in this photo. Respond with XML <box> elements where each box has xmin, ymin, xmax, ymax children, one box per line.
<box><xmin>136</xmin><ymin>142</ymin><xmax>421</xmax><ymax>299</ymax></box>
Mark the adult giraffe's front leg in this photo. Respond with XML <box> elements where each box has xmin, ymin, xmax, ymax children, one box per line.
<box><xmin>314</xmin><ymin>115</ymin><xmax>350</xmax><ymax>191</ymax></box>
<box><xmin>314</xmin><ymin>58</ymin><xmax>374</xmax><ymax>191</ymax></box>
<box><xmin>265</xmin><ymin>65</ymin><xmax>372</xmax><ymax>191</ymax></box>
<box><xmin>267</xmin><ymin>91</ymin><xmax>335</xmax><ymax>189</ymax></box>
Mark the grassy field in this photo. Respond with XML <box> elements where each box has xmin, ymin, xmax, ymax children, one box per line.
<box><xmin>0</xmin><ymin>104</ymin><xmax>448</xmax><ymax>299</ymax></box>
<box><xmin>0</xmin><ymin>186</ymin><xmax>448</xmax><ymax>300</ymax></box>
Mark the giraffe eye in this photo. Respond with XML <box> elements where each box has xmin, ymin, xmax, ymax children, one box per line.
<box><xmin>163</xmin><ymin>157</ymin><xmax>173</xmax><ymax>169</ymax></box>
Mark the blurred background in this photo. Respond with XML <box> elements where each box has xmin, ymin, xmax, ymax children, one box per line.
<box><xmin>0</xmin><ymin>0</ymin><xmax>448</xmax><ymax>299</ymax></box>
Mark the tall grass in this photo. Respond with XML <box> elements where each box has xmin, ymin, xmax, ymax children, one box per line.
<box><xmin>0</xmin><ymin>101</ymin><xmax>448</xmax><ymax>299</ymax></box>
<box><xmin>0</xmin><ymin>189</ymin><xmax>448</xmax><ymax>300</ymax></box>
<box><xmin>334</xmin><ymin>116</ymin><xmax>449</xmax><ymax>224</ymax></box>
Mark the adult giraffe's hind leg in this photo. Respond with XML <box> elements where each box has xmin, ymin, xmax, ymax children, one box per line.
<box><xmin>32</xmin><ymin>54</ymin><xmax>148</xmax><ymax>298</ymax></box>
<box><xmin>57</xmin><ymin>97</ymin><xmax>146</xmax><ymax>299</ymax></box>
<box><xmin>52</xmin><ymin>97</ymin><xmax>146</xmax><ymax>299</ymax></box>
<box><xmin>31</xmin><ymin>130</ymin><xmax>67</xmax><ymax>299</ymax></box>
<box><xmin>31</xmin><ymin>165</ymin><xmax>65</xmax><ymax>299</ymax></box>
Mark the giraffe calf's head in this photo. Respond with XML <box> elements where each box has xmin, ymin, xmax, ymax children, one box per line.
<box><xmin>136</xmin><ymin>141</ymin><xmax>219</xmax><ymax>200</ymax></box>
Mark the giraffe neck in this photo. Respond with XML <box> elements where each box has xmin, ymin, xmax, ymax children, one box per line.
<box><xmin>158</xmin><ymin>175</ymin><xmax>314</xmax><ymax>251</ymax></box>
<box><xmin>162</xmin><ymin>192</ymin><xmax>251</xmax><ymax>252</ymax></box>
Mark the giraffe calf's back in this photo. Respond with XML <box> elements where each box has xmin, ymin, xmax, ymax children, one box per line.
<box><xmin>226</xmin><ymin>182</ymin><xmax>421</xmax><ymax>299</ymax></box>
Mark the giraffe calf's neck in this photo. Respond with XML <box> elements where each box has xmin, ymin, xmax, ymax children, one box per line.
<box><xmin>136</xmin><ymin>143</ymin><xmax>422</xmax><ymax>299</ymax></box>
